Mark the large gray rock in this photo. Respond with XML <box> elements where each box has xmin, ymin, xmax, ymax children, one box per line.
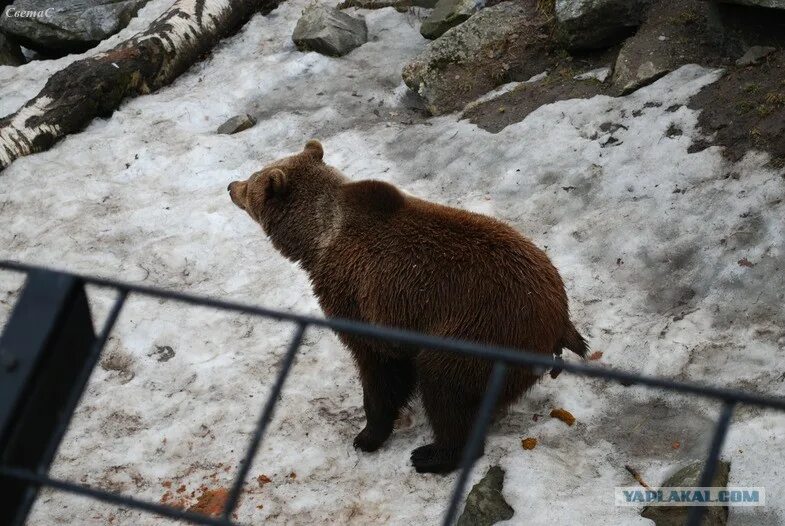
<box><xmin>292</xmin><ymin>4</ymin><xmax>367</xmax><ymax>57</ymax></box>
<box><xmin>555</xmin><ymin>0</ymin><xmax>654</xmax><ymax>49</ymax></box>
<box><xmin>641</xmin><ymin>461</ymin><xmax>730</xmax><ymax>526</ymax></box>
<box><xmin>456</xmin><ymin>466</ymin><xmax>514</xmax><ymax>526</ymax></box>
<box><xmin>403</xmin><ymin>1</ymin><xmax>554</xmax><ymax>115</ymax></box>
<box><xmin>420</xmin><ymin>0</ymin><xmax>484</xmax><ymax>40</ymax></box>
<box><xmin>0</xmin><ymin>0</ymin><xmax>149</xmax><ymax>55</ymax></box>
<box><xmin>0</xmin><ymin>33</ymin><xmax>24</xmax><ymax>66</ymax></box>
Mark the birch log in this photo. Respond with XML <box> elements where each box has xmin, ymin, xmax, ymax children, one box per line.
<box><xmin>0</xmin><ymin>0</ymin><xmax>282</xmax><ymax>171</ymax></box>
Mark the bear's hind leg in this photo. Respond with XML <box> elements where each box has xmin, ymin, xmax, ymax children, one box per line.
<box><xmin>413</xmin><ymin>371</ymin><xmax>483</xmax><ymax>474</ymax></box>
<box><xmin>353</xmin><ymin>352</ymin><xmax>416</xmax><ymax>453</ymax></box>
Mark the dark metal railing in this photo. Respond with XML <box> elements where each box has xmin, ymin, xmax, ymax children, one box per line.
<box><xmin>0</xmin><ymin>260</ymin><xmax>783</xmax><ymax>526</ymax></box>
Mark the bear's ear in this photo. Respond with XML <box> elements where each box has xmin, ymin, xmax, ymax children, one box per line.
<box><xmin>303</xmin><ymin>139</ymin><xmax>324</xmax><ymax>162</ymax></box>
<box><xmin>265</xmin><ymin>168</ymin><xmax>288</xmax><ymax>200</ymax></box>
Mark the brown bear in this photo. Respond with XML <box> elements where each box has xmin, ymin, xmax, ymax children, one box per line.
<box><xmin>228</xmin><ymin>140</ymin><xmax>587</xmax><ymax>474</ymax></box>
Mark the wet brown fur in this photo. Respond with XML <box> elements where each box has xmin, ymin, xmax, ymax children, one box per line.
<box><xmin>228</xmin><ymin>140</ymin><xmax>587</xmax><ymax>473</ymax></box>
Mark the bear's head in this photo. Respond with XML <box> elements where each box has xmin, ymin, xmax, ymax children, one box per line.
<box><xmin>228</xmin><ymin>140</ymin><xmax>346</xmax><ymax>267</ymax></box>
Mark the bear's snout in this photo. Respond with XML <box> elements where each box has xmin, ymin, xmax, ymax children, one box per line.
<box><xmin>227</xmin><ymin>180</ymin><xmax>246</xmax><ymax>210</ymax></box>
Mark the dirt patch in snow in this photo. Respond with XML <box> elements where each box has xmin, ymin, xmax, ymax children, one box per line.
<box><xmin>187</xmin><ymin>487</ymin><xmax>230</xmax><ymax>517</ymax></box>
<box><xmin>463</xmin><ymin>42</ymin><xmax>621</xmax><ymax>132</ymax></box>
<box><xmin>688</xmin><ymin>49</ymin><xmax>785</xmax><ymax>169</ymax></box>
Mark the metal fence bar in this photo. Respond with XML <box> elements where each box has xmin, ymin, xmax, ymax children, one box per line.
<box><xmin>39</xmin><ymin>290</ymin><xmax>128</xmax><ymax>473</ymax></box>
<box><xmin>442</xmin><ymin>362</ymin><xmax>508</xmax><ymax>526</ymax></box>
<box><xmin>0</xmin><ymin>261</ymin><xmax>783</xmax><ymax>526</ymax></box>
<box><xmin>222</xmin><ymin>323</ymin><xmax>307</xmax><ymax>519</ymax></box>
<box><xmin>2</xmin><ymin>261</ymin><xmax>785</xmax><ymax>411</ymax></box>
<box><xmin>0</xmin><ymin>467</ymin><xmax>235</xmax><ymax>526</ymax></box>
<box><xmin>685</xmin><ymin>401</ymin><xmax>737</xmax><ymax>526</ymax></box>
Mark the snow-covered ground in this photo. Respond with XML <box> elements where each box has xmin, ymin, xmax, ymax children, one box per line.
<box><xmin>1</xmin><ymin>1</ymin><xmax>784</xmax><ymax>525</ymax></box>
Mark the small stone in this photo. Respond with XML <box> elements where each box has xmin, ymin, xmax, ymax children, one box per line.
<box><xmin>456</xmin><ymin>466</ymin><xmax>514</xmax><ymax>526</ymax></box>
<box><xmin>292</xmin><ymin>4</ymin><xmax>367</xmax><ymax>57</ymax></box>
<box><xmin>735</xmin><ymin>46</ymin><xmax>776</xmax><ymax>66</ymax></box>
<box><xmin>420</xmin><ymin>0</ymin><xmax>484</xmax><ymax>40</ymax></box>
<box><xmin>217</xmin><ymin>114</ymin><xmax>256</xmax><ymax>135</ymax></box>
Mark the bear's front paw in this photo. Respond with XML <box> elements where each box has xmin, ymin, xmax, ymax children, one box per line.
<box><xmin>353</xmin><ymin>426</ymin><xmax>389</xmax><ymax>452</ymax></box>
<box><xmin>410</xmin><ymin>443</ymin><xmax>461</xmax><ymax>474</ymax></box>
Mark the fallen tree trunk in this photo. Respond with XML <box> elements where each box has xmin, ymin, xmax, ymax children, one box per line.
<box><xmin>0</xmin><ymin>0</ymin><xmax>282</xmax><ymax>171</ymax></box>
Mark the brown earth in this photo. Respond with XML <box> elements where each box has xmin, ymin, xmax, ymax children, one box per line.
<box><xmin>463</xmin><ymin>60</ymin><xmax>614</xmax><ymax>133</ymax></box>
<box><xmin>687</xmin><ymin>49</ymin><xmax>785</xmax><ymax>170</ymax></box>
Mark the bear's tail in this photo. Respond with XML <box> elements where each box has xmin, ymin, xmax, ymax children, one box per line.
<box><xmin>562</xmin><ymin>320</ymin><xmax>588</xmax><ymax>359</ymax></box>
<box><xmin>549</xmin><ymin>320</ymin><xmax>588</xmax><ymax>379</ymax></box>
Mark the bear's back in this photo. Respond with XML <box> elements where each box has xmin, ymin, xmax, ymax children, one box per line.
<box><xmin>312</xmin><ymin>180</ymin><xmax>568</xmax><ymax>354</ymax></box>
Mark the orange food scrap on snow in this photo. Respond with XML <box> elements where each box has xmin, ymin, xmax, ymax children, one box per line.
<box><xmin>257</xmin><ymin>474</ymin><xmax>272</xmax><ymax>487</ymax></box>
<box><xmin>521</xmin><ymin>437</ymin><xmax>538</xmax><ymax>450</ymax></box>
<box><xmin>550</xmin><ymin>408</ymin><xmax>576</xmax><ymax>426</ymax></box>
<box><xmin>187</xmin><ymin>487</ymin><xmax>229</xmax><ymax>517</ymax></box>
<box><xmin>160</xmin><ymin>490</ymin><xmax>189</xmax><ymax>510</ymax></box>
<box><xmin>672</xmin><ymin>441</ymin><xmax>681</xmax><ymax>450</ymax></box>
<box><xmin>588</xmin><ymin>351</ymin><xmax>603</xmax><ymax>361</ymax></box>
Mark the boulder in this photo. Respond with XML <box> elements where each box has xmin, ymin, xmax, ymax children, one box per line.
<box><xmin>403</xmin><ymin>1</ymin><xmax>556</xmax><ymax>115</ymax></box>
<box><xmin>456</xmin><ymin>465</ymin><xmax>514</xmax><ymax>526</ymax></box>
<box><xmin>217</xmin><ymin>114</ymin><xmax>256</xmax><ymax>134</ymax></box>
<box><xmin>292</xmin><ymin>4</ymin><xmax>367</xmax><ymax>57</ymax></box>
<box><xmin>0</xmin><ymin>0</ymin><xmax>149</xmax><ymax>55</ymax></box>
<box><xmin>0</xmin><ymin>33</ymin><xmax>24</xmax><ymax>65</ymax></box>
<box><xmin>612</xmin><ymin>0</ymin><xmax>710</xmax><ymax>94</ymax></box>
<box><xmin>420</xmin><ymin>0</ymin><xmax>484</xmax><ymax>40</ymax></box>
<box><xmin>641</xmin><ymin>461</ymin><xmax>730</xmax><ymax>526</ymax></box>
<box><xmin>555</xmin><ymin>0</ymin><xmax>654</xmax><ymax>49</ymax></box>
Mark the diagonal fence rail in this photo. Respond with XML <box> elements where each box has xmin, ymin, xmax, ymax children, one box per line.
<box><xmin>0</xmin><ymin>260</ymin><xmax>783</xmax><ymax>526</ymax></box>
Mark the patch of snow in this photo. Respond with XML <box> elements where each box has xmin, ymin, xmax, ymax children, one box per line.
<box><xmin>574</xmin><ymin>66</ymin><xmax>611</xmax><ymax>83</ymax></box>
<box><xmin>464</xmin><ymin>72</ymin><xmax>549</xmax><ymax>112</ymax></box>
<box><xmin>463</xmin><ymin>81</ymin><xmax>524</xmax><ymax>112</ymax></box>
<box><xmin>526</xmin><ymin>70</ymin><xmax>549</xmax><ymax>83</ymax></box>
<box><xmin>0</xmin><ymin>1</ymin><xmax>784</xmax><ymax>525</ymax></box>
